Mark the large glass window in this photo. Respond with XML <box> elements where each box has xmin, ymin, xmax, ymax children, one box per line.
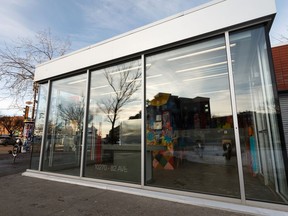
<box><xmin>145</xmin><ymin>36</ymin><xmax>240</xmax><ymax>197</ymax></box>
<box><xmin>230</xmin><ymin>26</ymin><xmax>288</xmax><ymax>204</ymax></box>
<box><xmin>35</xmin><ymin>23</ymin><xmax>288</xmax><ymax>206</ymax></box>
<box><xmin>84</xmin><ymin>59</ymin><xmax>142</xmax><ymax>183</ymax></box>
<box><xmin>30</xmin><ymin>83</ymin><xmax>48</xmax><ymax>170</ymax></box>
<box><xmin>42</xmin><ymin>74</ymin><xmax>87</xmax><ymax>176</ymax></box>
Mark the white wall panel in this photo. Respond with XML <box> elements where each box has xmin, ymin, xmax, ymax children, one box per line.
<box><xmin>35</xmin><ymin>0</ymin><xmax>276</xmax><ymax>81</ymax></box>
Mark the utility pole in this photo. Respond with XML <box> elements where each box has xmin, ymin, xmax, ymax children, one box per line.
<box><xmin>32</xmin><ymin>82</ymin><xmax>39</xmax><ymax>120</ymax></box>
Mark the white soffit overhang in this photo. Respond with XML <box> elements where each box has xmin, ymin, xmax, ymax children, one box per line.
<box><xmin>35</xmin><ymin>0</ymin><xmax>276</xmax><ymax>81</ymax></box>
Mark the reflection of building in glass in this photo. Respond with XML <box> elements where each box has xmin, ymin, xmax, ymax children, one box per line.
<box><xmin>146</xmin><ymin>93</ymin><xmax>212</xmax><ymax>170</ymax></box>
<box><xmin>179</xmin><ymin>96</ymin><xmax>211</xmax><ymax>129</ymax></box>
<box><xmin>147</xmin><ymin>93</ymin><xmax>211</xmax><ymax>132</ymax></box>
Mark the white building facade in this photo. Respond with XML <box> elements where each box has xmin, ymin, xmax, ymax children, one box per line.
<box><xmin>25</xmin><ymin>0</ymin><xmax>288</xmax><ymax>214</ymax></box>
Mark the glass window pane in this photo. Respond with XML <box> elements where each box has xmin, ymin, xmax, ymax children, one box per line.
<box><xmin>42</xmin><ymin>74</ymin><xmax>87</xmax><ymax>176</ymax></box>
<box><xmin>145</xmin><ymin>36</ymin><xmax>240</xmax><ymax>198</ymax></box>
<box><xmin>84</xmin><ymin>59</ymin><xmax>142</xmax><ymax>184</ymax></box>
<box><xmin>230</xmin><ymin>26</ymin><xmax>288</xmax><ymax>204</ymax></box>
<box><xmin>30</xmin><ymin>83</ymin><xmax>48</xmax><ymax>170</ymax></box>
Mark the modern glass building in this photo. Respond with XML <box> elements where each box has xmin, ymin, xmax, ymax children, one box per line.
<box><xmin>25</xmin><ymin>0</ymin><xmax>288</xmax><ymax>214</ymax></box>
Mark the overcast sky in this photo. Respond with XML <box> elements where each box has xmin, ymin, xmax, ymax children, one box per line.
<box><xmin>0</xmin><ymin>0</ymin><xmax>287</xmax><ymax>115</ymax></box>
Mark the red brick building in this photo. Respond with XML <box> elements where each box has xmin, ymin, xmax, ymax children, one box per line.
<box><xmin>272</xmin><ymin>43</ymin><xmax>288</xmax><ymax>153</ymax></box>
<box><xmin>272</xmin><ymin>43</ymin><xmax>288</xmax><ymax>92</ymax></box>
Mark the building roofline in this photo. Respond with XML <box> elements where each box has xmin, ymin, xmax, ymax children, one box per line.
<box><xmin>35</xmin><ymin>0</ymin><xmax>276</xmax><ymax>82</ymax></box>
<box><xmin>272</xmin><ymin>42</ymin><xmax>288</xmax><ymax>48</ymax></box>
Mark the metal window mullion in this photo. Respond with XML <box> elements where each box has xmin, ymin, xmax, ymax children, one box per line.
<box><xmin>80</xmin><ymin>69</ymin><xmax>91</xmax><ymax>177</ymax></box>
<box><xmin>225</xmin><ymin>31</ymin><xmax>246</xmax><ymax>203</ymax></box>
<box><xmin>38</xmin><ymin>80</ymin><xmax>52</xmax><ymax>171</ymax></box>
<box><xmin>141</xmin><ymin>54</ymin><xmax>146</xmax><ymax>187</ymax></box>
<box><xmin>256</xmin><ymin>44</ymin><xmax>279</xmax><ymax>192</ymax></box>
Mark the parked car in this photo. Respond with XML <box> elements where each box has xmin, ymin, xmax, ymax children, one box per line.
<box><xmin>0</xmin><ymin>135</ymin><xmax>16</xmax><ymax>146</ymax></box>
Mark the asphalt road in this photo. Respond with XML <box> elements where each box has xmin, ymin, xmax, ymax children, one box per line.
<box><xmin>0</xmin><ymin>148</ymin><xmax>31</xmax><ymax>177</ymax></box>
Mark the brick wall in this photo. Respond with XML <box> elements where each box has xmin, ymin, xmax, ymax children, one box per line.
<box><xmin>272</xmin><ymin>44</ymin><xmax>288</xmax><ymax>92</ymax></box>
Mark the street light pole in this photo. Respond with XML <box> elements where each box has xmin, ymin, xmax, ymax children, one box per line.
<box><xmin>32</xmin><ymin>82</ymin><xmax>39</xmax><ymax>120</ymax></box>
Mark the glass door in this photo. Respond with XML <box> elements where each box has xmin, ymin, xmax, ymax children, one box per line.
<box><xmin>230</xmin><ymin>26</ymin><xmax>288</xmax><ymax>203</ymax></box>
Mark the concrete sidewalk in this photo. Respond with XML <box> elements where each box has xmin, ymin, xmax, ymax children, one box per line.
<box><xmin>0</xmin><ymin>173</ymin><xmax>255</xmax><ymax>216</ymax></box>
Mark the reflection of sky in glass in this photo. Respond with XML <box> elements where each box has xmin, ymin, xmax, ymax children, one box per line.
<box><xmin>230</xmin><ymin>27</ymin><xmax>275</xmax><ymax>114</ymax></box>
<box><xmin>49</xmin><ymin>73</ymin><xmax>87</xmax><ymax>125</ymax></box>
<box><xmin>146</xmin><ymin>36</ymin><xmax>232</xmax><ymax>117</ymax></box>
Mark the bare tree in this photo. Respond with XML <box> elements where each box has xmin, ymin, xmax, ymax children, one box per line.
<box><xmin>271</xmin><ymin>27</ymin><xmax>288</xmax><ymax>44</ymax></box>
<box><xmin>98</xmin><ymin>63</ymin><xmax>141</xmax><ymax>143</ymax></box>
<box><xmin>0</xmin><ymin>116</ymin><xmax>24</xmax><ymax>136</ymax></box>
<box><xmin>0</xmin><ymin>29</ymin><xmax>71</xmax><ymax>108</ymax></box>
<box><xmin>281</xmin><ymin>34</ymin><xmax>288</xmax><ymax>42</ymax></box>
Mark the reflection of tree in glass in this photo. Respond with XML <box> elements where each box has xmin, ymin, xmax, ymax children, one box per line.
<box><xmin>58</xmin><ymin>102</ymin><xmax>85</xmax><ymax>131</ymax></box>
<box><xmin>57</xmin><ymin>100</ymin><xmax>93</xmax><ymax>132</ymax></box>
<box><xmin>47</xmin><ymin>120</ymin><xmax>62</xmax><ymax>135</ymax></box>
<box><xmin>98</xmin><ymin>63</ymin><xmax>141</xmax><ymax>144</ymax></box>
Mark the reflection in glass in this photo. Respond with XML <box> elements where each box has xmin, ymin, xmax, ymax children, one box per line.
<box><xmin>145</xmin><ymin>36</ymin><xmax>240</xmax><ymax>197</ymax></box>
<box><xmin>42</xmin><ymin>74</ymin><xmax>87</xmax><ymax>176</ymax></box>
<box><xmin>231</xmin><ymin>26</ymin><xmax>288</xmax><ymax>204</ymax></box>
<box><xmin>84</xmin><ymin>59</ymin><xmax>142</xmax><ymax>183</ymax></box>
<box><xmin>30</xmin><ymin>83</ymin><xmax>48</xmax><ymax>170</ymax></box>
